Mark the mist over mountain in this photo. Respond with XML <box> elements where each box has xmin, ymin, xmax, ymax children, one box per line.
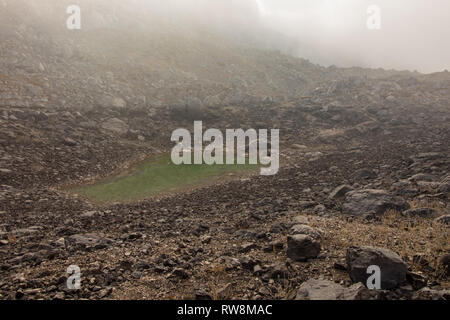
<box><xmin>2</xmin><ymin>0</ymin><xmax>449</xmax><ymax>73</ymax></box>
<box><xmin>0</xmin><ymin>0</ymin><xmax>449</xmax><ymax>302</ymax></box>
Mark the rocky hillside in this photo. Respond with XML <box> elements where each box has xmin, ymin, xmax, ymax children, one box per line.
<box><xmin>0</xmin><ymin>0</ymin><xmax>449</xmax><ymax>300</ymax></box>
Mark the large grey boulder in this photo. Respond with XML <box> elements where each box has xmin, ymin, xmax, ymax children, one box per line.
<box><xmin>295</xmin><ymin>279</ymin><xmax>368</xmax><ymax>300</ymax></box>
<box><xmin>342</xmin><ymin>189</ymin><xmax>410</xmax><ymax>215</ymax></box>
<box><xmin>287</xmin><ymin>234</ymin><xmax>321</xmax><ymax>261</ymax></box>
<box><xmin>346</xmin><ymin>246</ymin><xmax>407</xmax><ymax>289</ymax></box>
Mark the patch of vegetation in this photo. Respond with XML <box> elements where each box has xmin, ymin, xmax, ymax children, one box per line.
<box><xmin>73</xmin><ymin>154</ymin><xmax>258</xmax><ymax>203</ymax></box>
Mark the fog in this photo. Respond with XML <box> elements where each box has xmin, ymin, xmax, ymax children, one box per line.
<box><xmin>132</xmin><ymin>0</ymin><xmax>450</xmax><ymax>73</ymax></box>
<box><xmin>256</xmin><ymin>0</ymin><xmax>450</xmax><ymax>73</ymax></box>
<box><xmin>4</xmin><ymin>0</ymin><xmax>450</xmax><ymax>73</ymax></box>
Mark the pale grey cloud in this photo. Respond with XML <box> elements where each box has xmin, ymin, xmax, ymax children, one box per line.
<box><xmin>255</xmin><ymin>0</ymin><xmax>450</xmax><ymax>72</ymax></box>
<box><xmin>6</xmin><ymin>0</ymin><xmax>449</xmax><ymax>73</ymax></box>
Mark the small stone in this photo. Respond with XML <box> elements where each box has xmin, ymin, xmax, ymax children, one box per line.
<box><xmin>290</xmin><ymin>225</ymin><xmax>322</xmax><ymax>240</ymax></box>
<box><xmin>195</xmin><ymin>289</ymin><xmax>213</xmax><ymax>300</ymax></box>
<box><xmin>329</xmin><ymin>185</ymin><xmax>353</xmax><ymax>199</ymax></box>
<box><xmin>435</xmin><ymin>215</ymin><xmax>450</xmax><ymax>225</ymax></box>
<box><xmin>240</xmin><ymin>242</ymin><xmax>258</xmax><ymax>253</ymax></box>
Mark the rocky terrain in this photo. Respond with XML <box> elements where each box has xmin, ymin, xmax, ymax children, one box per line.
<box><xmin>0</xmin><ymin>0</ymin><xmax>449</xmax><ymax>300</ymax></box>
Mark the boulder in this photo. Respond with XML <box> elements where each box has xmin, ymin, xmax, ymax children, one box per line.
<box><xmin>295</xmin><ymin>279</ymin><xmax>368</xmax><ymax>300</ymax></box>
<box><xmin>346</xmin><ymin>246</ymin><xmax>407</xmax><ymax>289</ymax></box>
<box><xmin>342</xmin><ymin>189</ymin><xmax>410</xmax><ymax>215</ymax></box>
<box><xmin>287</xmin><ymin>234</ymin><xmax>320</xmax><ymax>261</ymax></box>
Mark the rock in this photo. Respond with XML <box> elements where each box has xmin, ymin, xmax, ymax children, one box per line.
<box><xmin>439</xmin><ymin>254</ymin><xmax>450</xmax><ymax>276</ymax></box>
<box><xmin>195</xmin><ymin>289</ymin><xmax>213</xmax><ymax>300</ymax></box>
<box><xmin>292</xmin><ymin>144</ymin><xmax>307</xmax><ymax>150</ymax></box>
<box><xmin>333</xmin><ymin>262</ymin><xmax>347</xmax><ymax>271</ymax></box>
<box><xmin>263</xmin><ymin>240</ymin><xmax>284</xmax><ymax>253</ymax></box>
<box><xmin>295</xmin><ymin>279</ymin><xmax>368</xmax><ymax>300</ymax></box>
<box><xmin>352</xmin><ymin>169</ymin><xmax>376</xmax><ymax>180</ymax></box>
<box><xmin>438</xmin><ymin>182</ymin><xmax>450</xmax><ymax>193</ymax></box>
<box><xmin>402</xmin><ymin>208</ymin><xmax>439</xmax><ymax>218</ymax></box>
<box><xmin>11</xmin><ymin>226</ymin><xmax>42</xmax><ymax>236</ymax></box>
<box><xmin>312</xmin><ymin>204</ymin><xmax>326</xmax><ymax>214</ymax></box>
<box><xmin>200</xmin><ymin>235</ymin><xmax>212</xmax><ymax>244</ymax></box>
<box><xmin>346</xmin><ymin>246</ymin><xmax>407</xmax><ymax>289</ymax></box>
<box><xmin>98</xmin><ymin>96</ymin><xmax>127</xmax><ymax>109</ymax></box>
<box><xmin>291</xmin><ymin>216</ymin><xmax>309</xmax><ymax>225</ymax></box>
<box><xmin>289</xmin><ymin>225</ymin><xmax>322</xmax><ymax>240</ymax></box>
<box><xmin>329</xmin><ymin>185</ymin><xmax>353</xmax><ymax>199</ymax></box>
<box><xmin>101</xmin><ymin>118</ymin><xmax>129</xmax><ymax>135</ymax></box>
<box><xmin>171</xmin><ymin>268</ymin><xmax>190</xmax><ymax>279</ymax></box>
<box><xmin>218</xmin><ymin>256</ymin><xmax>240</xmax><ymax>271</ymax></box>
<box><xmin>413</xmin><ymin>287</ymin><xmax>450</xmax><ymax>300</ymax></box>
<box><xmin>287</xmin><ymin>235</ymin><xmax>321</xmax><ymax>261</ymax></box>
<box><xmin>66</xmin><ymin>233</ymin><xmax>112</xmax><ymax>251</ymax></box>
<box><xmin>240</xmin><ymin>242</ymin><xmax>258</xmax><ymax>253</ymax></box>
<box><xmin>63</xmin><ymin>138</ymin><xmax>77</xmax><ymax>147</ymax></box>
<box><xmin>406</xmin><ymin>271</ymin><xmax>428</xmax><ymax>290</ymax></box>
<box><xmin>55</xmin><ymin>237</ymin><xmax>66</xmax><ymax>248</ymax></box>
<box><xmin>435</xmin><ymin>215</ymin><xmax>450</xmax><ymax>225</ymax></box>
<box><xmin>409</xmin><ymin>173</ymin><xmax>437</xmax><ymax>182</ymax></box>
<box><xmin>342</xmin><ymin>189</ymin><xmax>410</xmax><ymax>215</ymax></box>
<box><xmin>263</xmin><ymin>263</ymin><xmax>288</xmax><ymax>280</ymax></box>
<box><xmin>53</xmin><ymin>292</ymin><xmax>65</xmax><ymax>300</ymax></box>
<box><xmin>410</xmin><ymin>152</ymin><xmax>440</xmax><ymax>162</ymax></box>
<box><xmin>111</xmin><ymin>97</ymin><xmax>127</xmax><ymax>109</ymax></box>
<box><xmin>217</xmin><ymin>283</ymin><xmax>233</xmax><ymax>299</ymax></box>
<box><xmin>239</xmin><ymin>256</ymin><xmax>258</xmax><ymax>270</ymax></box>
<box><xmin>81</xmin><ymin>211</ymin><xmax>98</xmax><ymax>218</ymax></box>
<box><xmin>135</xmin><ymin>261</ymin><xmax>150</xmax><ymax>270</ymax></box>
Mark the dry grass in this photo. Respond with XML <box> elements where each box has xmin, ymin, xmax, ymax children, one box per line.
<box><xmin>310</xmin><ymin>210</ymin><xmax>449</xmax><ymax>283</ymax></box>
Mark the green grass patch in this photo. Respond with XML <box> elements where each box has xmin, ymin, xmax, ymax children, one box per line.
<box><xmin>72</xmin><ymin>154</ymin><xmax>259</xmax><ymax>203</ymax></box>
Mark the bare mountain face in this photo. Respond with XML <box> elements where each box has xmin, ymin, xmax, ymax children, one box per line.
<box><xmin>0</xmin><ymin>1</ymin><xmax>449</xmax><ymax>300</ymax></box>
